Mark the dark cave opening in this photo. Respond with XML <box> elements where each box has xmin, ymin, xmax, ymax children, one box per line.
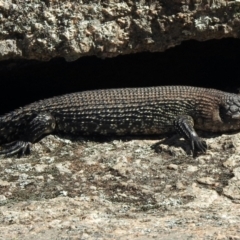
<box><xmin>0</xmin><ymin>38</ymin><xmax>240</xmax><ymax>115</ymax></box>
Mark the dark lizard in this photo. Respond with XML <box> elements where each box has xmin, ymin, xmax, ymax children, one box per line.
<box><xmin>1</xmin><ymin>85</ymin><xmax>240</xmax><ymax>156</ymax></box>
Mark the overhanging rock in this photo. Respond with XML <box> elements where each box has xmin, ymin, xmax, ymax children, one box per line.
<box><xmin>0</xmin><ymin>0</ymin><xmax>239</xmax><ymax>61</ymax></box>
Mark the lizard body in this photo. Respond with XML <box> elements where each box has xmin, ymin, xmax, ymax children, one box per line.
<box><xmin>1</xmin><ymin>86</ymin><xmax>240</xmax><ymax>156</ymax></box>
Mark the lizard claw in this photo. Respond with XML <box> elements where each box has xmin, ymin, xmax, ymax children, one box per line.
<box><xmin>190</xmin><ymin>136</ymin><xmax>207</xmax><ymax>154</ymax></box>
<box><xmin>0</xmin><ymin>141</ymin><xmax>31</xmax><ymax>157</ymax></box>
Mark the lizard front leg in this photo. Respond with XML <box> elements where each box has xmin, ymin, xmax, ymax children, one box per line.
<box><xmin>174</xmin><ymin>115</ymin><xmax>207</xmax><ymax>154</ymax></box>
<box><xmin>0</xmin><ymin>112</ymin><xmax>56</xmax><ymax>157</ymax></box>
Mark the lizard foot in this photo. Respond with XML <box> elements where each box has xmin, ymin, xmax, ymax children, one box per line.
<box><xmin>174</xmin><ymin>115</ymin><xmax>207</xmax><ymax>155</ymax></box>
<box><xmin>189</xmin><ymin>136</ymin><xmax>207</xmax><ymax>154</ymax></box>
<box><xmin>0</xmin><ymin>141</ymin><xmax>31</xmax><ymax>157</ymax></box>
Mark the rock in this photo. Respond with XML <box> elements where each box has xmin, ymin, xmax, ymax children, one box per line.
<box><xmin>223</xmin><ymin>155</ymin><xmax>240</xmax><ymax>169</ymax></box>
<box><xmin>184</xmin><ymin>183</ymin><xmax>219</xmax><ymax>208</ymax></box>
<box><xmin>176</xmin><ymin>181</ymin><xmax>186</xmax><ymax>190</ymax></box>
<box><xmin>168</xmin><ymin>164</ymin><xmax>178</xmax><ymax>170</ymax></box>
<box><xmin>186</xmin><ymin>165</ymin><xmax>198</xmax><ymax>172</ymax></box>
<box><xmin>0</xmin><ymin>134</ymin><xmax>239</xmax><ymax>238</ymax></box>
<box><xmin>1</xmin><ymin>1</ymin><xmax>240</xmax><ymax>61</ymax></box>
<box><xmin>0</xmin><ymin>180</ymin><xmax>10</xmax><ymax>187</ymax></box>
<box><xmin>223</xmin><ymin>167</ymin><xmax>240</xmax><ymax>200</ymax></box>
<box><xmin>197</xmin><ymin>177</ymin><xmax>216</xmax><ymax>185</ymax></box>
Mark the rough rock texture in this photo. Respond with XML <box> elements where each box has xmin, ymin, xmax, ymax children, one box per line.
<box><xmin>1</xmin><ymin>132</ymin><xmax>240</xmax><ymax>239</ymax></box>
<box><xmin>1</xmin><ymin>0</ymin><xmax>240</xmax><ymax>61</ymax></box>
